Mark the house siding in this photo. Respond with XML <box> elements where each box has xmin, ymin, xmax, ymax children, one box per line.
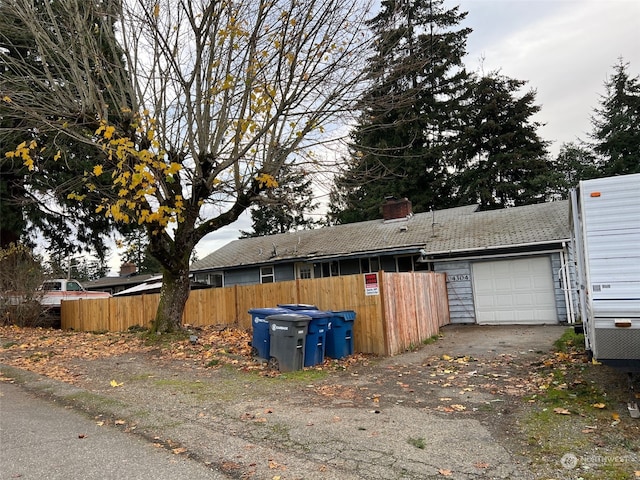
<box><xmin>223</xmin><ymin>264</ymin><xmax>295</xmax><ymax>286</ymax></box>
<box><xmin>550</xmin><ymin>252</ymin><xmax>567</xmax><ymax>323</ymax></box>
<box><xmin>224</xmin><ymin>269</ymin><xmax>259</xmax><ymax>286</ymax></box>
<box><xmin>434</xmin><ymin>260</ymin><xmax>475</xmax><ymax>324</ymax></box>
<box><xmin>434</xmin><ymin>253</ymin><xmax>569</xmax><ymax>325</ymax></box>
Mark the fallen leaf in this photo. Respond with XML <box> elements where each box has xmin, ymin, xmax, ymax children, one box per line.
<box><xmin>474</xmin><ymin>462</ymin><xmax>489</xmax><ymax>469</ymax></box>
<box><xmin>450</xmin><ymin>404</ymin><xmax>466</xmax><ymax>411</ymax></box>
<box><xmin>438</xmin><ymin>468</ymin><xmax>452</xmax><ymax>476</ymax></box>
<box><xmin>591</xmin><ymin>402</ymin><xmax>606</xmax><ymax>409</ymax></box>
<box><xmin>634</xmin><ymin>470</ymin><xmax>640</xmax><ymax>477</ymax></box>
<box><xmin>78</xmin><ymin>434</ymin><xmax>86</xmax><ymax>439</ymax></box>
<box><xmin>114</xmin><ymin>419</ymin><xmax>126</xmax><ymax>425</ymax></box>
<box><xmin>442</xmin><ymin>354</ymin><xmax>452</xmax><ymax>361</ymax></box>
<box><xmin>553</xmin><ymin>407</ymin><xmax>571</xmax><ymax>415</ymax></box>
<box><xmin>612</xmin><ymin>412</ymin><xmax>620</xmax><ymax>421</ymax></box>
<box><xmin>268</xmin><ymin>460</ymin><xmax>285</xmax><ymax>470</ymax></box>
<box><xmin>110</xmin><ymin>379</ymin><xmax>123</xmax><ymax>388</ymax></box>
<box><xmin>172</xmin><ymin>447</ymin><xmax>187</xmax><ymax>455</ymax></box>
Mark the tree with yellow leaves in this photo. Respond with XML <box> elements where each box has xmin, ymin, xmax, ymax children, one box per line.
<box><xmin>1</xmin><ymin>0</ymin><xmax>373</xmax><ymax>332</ymax></box>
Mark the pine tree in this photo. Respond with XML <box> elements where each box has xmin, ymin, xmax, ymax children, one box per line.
<box><xmin>590</xmin><ymin>60</ymin><xmax>640</xmax><ymax>176</ymax></box>
<box><xmin>329</xmin><ymin>0</ymin><xmax>472</xmax><ymax>223</ymax></box>
<box><xmin>240</xmin><ymin>163</ymin><xmax>318</xmax><ymax>237</ymax></box>
<box><xmin>550</xmin><ymin>142</ymin><xmax>600</xmax><ymax>199</ymax></box>
<box><xmin>454</xmin><ymin>72</ymin><xmax>555</xmax><ymax>209</ymax></box>
<box><xmin>120</xmin><ymin>229</ymin><xmax>163</xmax><ymax>275</ymax></box>
<box><xmin>0</xmin><ymin>0</ymin><xmax>131</xmax><ymax>256</ymax></box>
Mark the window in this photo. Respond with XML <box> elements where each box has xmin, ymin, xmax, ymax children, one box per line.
<box><xmin>396</xmin><ymin>255</ymin><xmax>414</xmax><ymax>272</ymax></box>
<box><xmin>206</xmin><ymin>273</ymin><xmax>223</xmax><ymax>288</ymax></box>
<box><xmin>296</xmin><ymin>263</ymin><xmax>313</xmax><ymax>279</ymax></box>
<box><xmin>321</xmin><ymin>261</ymin><xmax>339</xmax><ymax>278</ymax></box>
<box><xmin>42</xmin><ymin>281</ymin><xmax>62</xmax><ymax>291</ymax></box>
<box><xmin>360</xmin><ymin>257</ymin><xmax>380</xmax><ymax>273</ymax></box>
<box><xmin>66</xmin><ymin>281</ymin><xmax>83</xmax><ymax>291</ymax></box>
<box><xmin>260</xmin><ymin>266</ymin><xmax>275</xmax><ymax>284</ymax></box>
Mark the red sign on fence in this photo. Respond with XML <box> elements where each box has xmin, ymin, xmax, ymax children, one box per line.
<box><xmin>364</xmin><ymin>273</ymin><xmax>379</xmax><ymax>296</ymax></box>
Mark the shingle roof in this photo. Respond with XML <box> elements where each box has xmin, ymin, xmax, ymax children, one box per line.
<box><xmin>191</xmin><ymin>201</ymin><xmax>570</xmax><ymax>271</ymax></box>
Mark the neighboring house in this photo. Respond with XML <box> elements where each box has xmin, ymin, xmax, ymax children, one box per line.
<box><xmin>84</xmin><ymin>262</ymin><xmax>160</xmax><ymax>295</ymax></box>
<box><xmin>191</xmin><ymin>198</ymin><xmax>574</xmax><ymax>325</ymax></box>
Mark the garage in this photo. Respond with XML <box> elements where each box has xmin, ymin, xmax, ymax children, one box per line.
<box><xmin>472</xmin><ymin>257</ymin><xmax>558</xmax><ymax>325</ymax></box>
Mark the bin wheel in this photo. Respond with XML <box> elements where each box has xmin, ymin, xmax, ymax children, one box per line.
<box><xmin>250</xmin><ymin>346</ymin><xmax>259</xmax><ymax>357</ymax></box>
<box><xmin>268</xmin><ymin>357</ymin><xmax>279</xmax><ymax>371</ymax></box>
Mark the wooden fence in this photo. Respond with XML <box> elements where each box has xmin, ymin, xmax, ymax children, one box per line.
<box><xmin>61</xmin><ymin>271</ymin><xmax>449</xmax><ymax>356</ymax></box>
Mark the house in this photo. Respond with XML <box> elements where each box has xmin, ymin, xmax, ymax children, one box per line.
<box><xmin>84</xmin><ymin>262</ymin><xmax>159</xmax><ymax>295</ymax></box>
<box><xmin>190</xmin><ymin>198</ymin><xmax>573</xmax><ymax>325</ymax></box>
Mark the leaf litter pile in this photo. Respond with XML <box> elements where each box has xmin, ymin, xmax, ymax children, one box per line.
<box><xmin>0</xmin><ymin>325</ymin><xmax>369</xmax><ymax>384</ymax></box>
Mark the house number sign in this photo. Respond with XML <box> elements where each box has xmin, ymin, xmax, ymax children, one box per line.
<box><xmin>448</xmin><ymin>274</ymin><xmax>470</xmax><ymax>282</ymax></box>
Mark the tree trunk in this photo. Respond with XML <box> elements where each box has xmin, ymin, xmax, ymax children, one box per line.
<box><xmin>153</xmin><ymin>267</ymin><xmax>191</xmax><ymax>333</ymax></box>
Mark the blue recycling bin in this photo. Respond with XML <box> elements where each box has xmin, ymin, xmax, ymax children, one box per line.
<box><xmin>295</xmin><ymin>310</ymin><xmax>331</xmax><ymax>367</ymax></box>
<box><xmin>277</xmin><ymin>303</ymin><xmax>319</xmax><ymax>311</ymax></box>
<box><xmin>326</xmin><ymin>310</ymin><xmax>355</xmax><ymax>359</ymax></box>
<box><xmin>248</xmin><ymin>307</ymin><xmax>290</xmax><ymax>359</ymax></box>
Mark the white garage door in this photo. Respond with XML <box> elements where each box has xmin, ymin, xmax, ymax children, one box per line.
<box><xmin>472</xmin><ymin>257</ymin><xmax>557</xmax><ymax>325</ymax></box>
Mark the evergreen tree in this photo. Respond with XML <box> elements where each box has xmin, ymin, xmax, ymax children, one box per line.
<box><xmin>240</xmin><ymin>163</ymin><xmax>318</xmax><ymax>237</ymax></box>
<box><xmin>590</xmin><ymin>60</ymin><xmax>640</xmax><ymax>176</ymax></box>
<box><xmin>454</xmin><ymin>72</ymin><xmax>555</xmax><ymax>209</ymax></box>
<box><xmin>0</xmin><ymin>0</ymin><xmax>131</xmax><ymax>257</ymax></box>
<box><xmin>550</xmin><ymin>142</ymin><xmax>600</xmax><ymax>199</ymax></box>
<box><xmin>329</xmin><ymin>0</ymin><xmax>472</xmax><ymax>223</ymax></box>
<box><xmin>45</xmin><ymin>252</ymin><xmax>109</xmax><ymax>282</ymax></box>
<box><xmin>120</xmin><ymin>229</ymin><xmax>163</xmax><ymax>275</ymax></box>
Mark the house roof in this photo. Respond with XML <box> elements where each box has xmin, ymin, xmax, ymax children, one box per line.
<box><xmin>84</xmin><ymin>273</ymin><xmax>159</xmax><ymax>290</ymax></box>
<box><xmin>191</xmin><ymin>200</ymin><xmax>570</xmax><ymax>271</ymax></box>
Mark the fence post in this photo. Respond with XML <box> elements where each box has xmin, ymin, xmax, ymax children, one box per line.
<box><xmin>378</xmin><ymin>270</ymin><xmax>390</xmax><ymax>356</ymax></box>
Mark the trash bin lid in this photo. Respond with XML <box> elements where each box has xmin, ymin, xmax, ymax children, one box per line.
<box><xmin>249</xmin><ymin>307</ymin><xmax>291</xmax><ymax>315</ymax></box>
<box><xmin>277</xmin><ymin>303</ymin><xmax>318</xmax><ymax>311</ymax></box>
<box><xmin>266</xmin><ymin>313</ymin><xmax>312</xmax><ymax>323</ymax></box>
<box><xmin>330</xmin><ymin>310</ymin><xmax>356</xmax><ymax>321</ymax></box>
<box><xmin>293</xmin><ymin>309</ymin><xmax>332</xmax><ymax>318</ymax></box>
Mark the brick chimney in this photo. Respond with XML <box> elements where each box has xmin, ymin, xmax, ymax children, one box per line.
<box><xmin>381</xmin><ymin>197</ymin><xmax>412</xmax><ymax>222</ymax></box>
<box><xmin>119</xmin><ymin>261</ymin><xmax>137</xmax><ymax>277</ymax></box>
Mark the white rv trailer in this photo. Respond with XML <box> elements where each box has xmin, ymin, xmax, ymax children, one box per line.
<box><xmin>570</xmin><ymin>173</ymin><xmax>640</xmax><ymax>372</ymax></box>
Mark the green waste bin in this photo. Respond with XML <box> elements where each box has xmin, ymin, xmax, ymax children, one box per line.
<box><xmin>267</xmin><ymin>313</ymin><xmax>310</xmax><ymax>372</ymax></box>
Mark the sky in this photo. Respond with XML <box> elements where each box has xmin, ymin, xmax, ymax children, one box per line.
<box><xmin>109</xmin><ymin>0</ymin><xmax>640</xmax><ymax>275</ymax></box>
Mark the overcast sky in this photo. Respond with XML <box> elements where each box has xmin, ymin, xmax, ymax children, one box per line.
<box><xmin>187</xmin><ymin>0</ymin><xmax>640</xmax><ymax>263</ymax></box>
<box><xmin>105</xmin><ymin>0</ymin><xmax>640</xmax><ymax>274</ymax></box>
<box><xmin>458</xmin><ymin>0</ymin><xmax>640</xmax><ymax>153</ymax></box>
